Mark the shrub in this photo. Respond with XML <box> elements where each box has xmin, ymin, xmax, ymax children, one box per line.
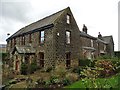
<box><xmin>72</xmin><ymin>66</ymin><xmax>83</xmax><ymax>75</ymax></box>
<box><xmin>95</xmin><ymin>60</ymin><xmax>114</xmax><ymax>77</ymax></box>
<box><xmin>21</xmin><ymin>63</ymin><xmax>28</xmax><ymax>75</ymax></box>
<box><xmin>36</xmin><ymin>77</ymin><xmax>45</xmax><ymax>85</ymax></box>
<box><xmin>45</xmin><ymin>80</ymin><xmax>52</xmax><ymax>86</ymax></box>
<box><xmin>29</xmin><ymin>61</ymin><xmax>37</xmax><ymax>74</ymax></box>
<box><xmin>80</xmin><ymin>66</ymin><xmax>100</xmax><ymax>78</ymax></box>
<box><xmin>79</xmin><ymin>59</ymin><xmax>91</xmax><ymax>67</ymax></box>
<box><xmin>53</xmin><ymin>63</ymin><xmax>67</xmax><ymax>78</ymax></box>
<box><xmin>46</xmin><ymin>67</ymin><xmax>53</xmax><ymax>72</ymax></box>
<box><xmin>111</xmin><ymin>60</ymin><xmax>120</xmax><ymax>73</ymax></box>
<box><xmin>62</xmin><ymin>78</ymin><xmax>71</xmax><ymax>86</ymax></box>
<box><xmin>97</xmin><ymin>55</ymin><xmax>111</xmax><ymax>59</ymax></box>
<box><xmin>65</xmin><ymin>73</ymin><xmax>79</xmax><ymax>83</ymax></box>
<box><xmin>50</xmin><ymin>75</ymin><xmax>58</xmax><ymax>84</ymax></box>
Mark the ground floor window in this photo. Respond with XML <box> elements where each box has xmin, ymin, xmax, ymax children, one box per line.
<box><xmin>66</xmin><ymin>52</ymin><xmax>71</xmax><ymax>67</ymax></box>
<box><xmin>38</xmin><ymin>52</ymin><xmax>44</xmax><ymax>67</ymax></box>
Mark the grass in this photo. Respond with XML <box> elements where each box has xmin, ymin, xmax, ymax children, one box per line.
<box><xmin>65</xmin><ymin>73</ymin><xmax>120</xmax><ymax>88</ymax></box>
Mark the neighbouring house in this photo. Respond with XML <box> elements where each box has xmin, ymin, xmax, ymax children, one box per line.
<box><xmin>102</xmin><ymin>36</ymin><xmax>114</xmax><ymax>57</ymax></box>
<box><xmin>0</xmin><ymin>44</ymin><xmax>6</xmax><ymax>53</ymax></box>
<box><xmin>6</xmin><ymin>7</ymin><xmax>114</xmax><ymax>74</ymax></box>
<box><xmin>80</xmin><ymin>25</ymin><xmax>97</xmax><ymax>60</ymax></box>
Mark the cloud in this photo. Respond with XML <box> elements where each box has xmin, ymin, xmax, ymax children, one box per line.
<box><xmin>0</xmin><ymin>0</ymin><xmax>119</xmax><ymax>51</ymax></box>
<box><xmin>0</xmin><ymin>1</ymin><xmax>33</xmax><ymax>23</ymax></box>
<box><xmin>0</xmin><ymin>1</ymin><xmax>33</xmax><ymax>44</ymax></box>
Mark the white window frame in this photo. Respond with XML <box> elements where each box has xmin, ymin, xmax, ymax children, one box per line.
<box><xmin>67</xmin><ymin>14</ymin><xmax>70</xmax><ymax>24</ymax></box>
<box><xmin>40</xmin><ymin>31</ymin><xmax>45</xmax><ymax>43</ymax></box>
<box><xmin>66</xmin><ymin>31</ymin><xmax>71</xmax><ymax>44</ymax></box>
<box><xmin>104</xmin><ymin>44</ymin><xmax>106</xmax><ymax>51</ymax></box>
<box><xmin>91</xmin><ymin>39</ymin><xmax>94</xmax><ymax>47</ymax></box>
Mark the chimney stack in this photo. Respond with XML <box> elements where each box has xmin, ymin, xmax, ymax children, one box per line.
<box><xmin>82</xmin><ymin>24</ymin><xmax>87</xmax><ymax>34</ymax></box>
<box><xmin>98</xmin><ymin>32</ymin><xmax>102</xmax><ymax>40</ymax></box>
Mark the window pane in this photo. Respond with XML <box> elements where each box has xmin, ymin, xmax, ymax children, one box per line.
<box><xmin>41</xmin><ymin>31</ymin><xmax>44</xmax><ymax>37</ymax></box>
<box><xmin>66</xmin><ymin>31</ymin><xmax>70</xmax><ymax>44</ymax></box>
<box><xmin>41</xmin><ymin>38</ymin><xmax>44</xmax><ymax>43</ymax></box>
<box><xmin>91</xmin><ymin>40</ymin><xmax>93</xmax><ymax>47</ymax></box>
<box><xmin>67</xmin><ymin>15</ymin><xmax>70</xmax><ymax>24</ymax></box>
<box><xmin>40</xmin><ymin>31</ymin><xmax>44</xmax><ymax>43</ymax></box>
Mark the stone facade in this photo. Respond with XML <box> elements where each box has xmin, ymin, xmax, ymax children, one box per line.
<box><xmin>6</xmin><ymin>7</ymin><xmax>114</xmax><ymax>73</ymax></box>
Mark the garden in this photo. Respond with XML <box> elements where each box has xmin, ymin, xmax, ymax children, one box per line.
<box><xmin>2</xmin><ymin>55</ymin><xmax>120</xmax><ymax>89</ymax></box>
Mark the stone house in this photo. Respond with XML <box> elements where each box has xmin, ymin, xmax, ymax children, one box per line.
<box><xmin>102</xmin><ymin>36</ymin><xmax>114</xmax><ymax>57</ymax></box>
<box><xmin>0</xmin><ymin>44</ymin><xmax>6</xmax><ymax>53</ymax></box>
<box><xmin>6</xmin><ymin>7</ymin><xmax>114</xmax><ymax>73</ymax></box>
<box><xmin>80</xmin><ymin>26</ymin><xmax>97</xmax><ymax>59</ymax></box>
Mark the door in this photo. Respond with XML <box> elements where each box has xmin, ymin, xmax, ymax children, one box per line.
<box><xmin>15</xmin><ymin>61</ymin><xmax>19</xmax><ymax>71</ymax></box>
<box><xmin>66</xmin><ymin>52</ymin><xmax>71</xmax><ymax>67</ymax></box>
<box><xmin>39</xmin><ymin>52</ymin><xmax>44</xmax><ymax>67</ymax></box>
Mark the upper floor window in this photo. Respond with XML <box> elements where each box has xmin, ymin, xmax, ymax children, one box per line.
<box><xmin>14</xmin><ymin>38</ymin><xmax>16</xmax><ymax>46</ymax></box>
<box><xmin>22</xmin><ymin>36</ymin><xmax>25</xmax><ymax>45</ymax></box>
<box><xmin>67</xmin><ymin>14</ymin><xmax>70</xmax><ymax>24</ymax></box>
<box><xmin>10</xmin><ymin>39</ymin><xmax>12</xmax><ymax>48</ymax></box>
<box><xmin>40</xmin><ymin>31</ymin><xmax>44</xmax><ymax>44</ymax></box>
<box><xmin>91</xmin><ymin>39</ymin><xmax>93</xmax><ymax>47</ymax></box>
<box><xmin>66</xmin><ymin>31</ymin><xmax>71</xmax><ymax>44</ymax></box>
<box><xmin>104</xmin><ymin>45</ymin><xmax>106</xmax><ymax>51</ymax></box>
<box><xmin>29</xmin><ymin>34</ymin><xmax>32</xmax><ymax>43</ymax></box>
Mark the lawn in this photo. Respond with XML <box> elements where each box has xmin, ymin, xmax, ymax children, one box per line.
<box><xmin>65</xmin><ymin>73</ymin><xmax>120</xmax><ymax>88</ymax></box>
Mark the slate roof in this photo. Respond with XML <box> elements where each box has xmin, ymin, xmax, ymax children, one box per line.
<box><xmin>96</xmin><ymin>38</ymin><xmax>108</xmax><ymax>44</ymax></box>
<box><xmin>12</xmin><ymin>45</ymin><xmax>35</xmax><ymax>54</ymax></box>
<box><xmin>102</xmin><ymin>36</ymin><xmax>114</xmax><ymax>44</ymax></box>
<box><xmin>7</xmin><ymin>7</ymin><xmax>68</xmax><ymax>41</ymax></box>
<box><xmin>80</xmin><ymin>32</ymin><xmax>96</xmax><ymax>40</ymax></box>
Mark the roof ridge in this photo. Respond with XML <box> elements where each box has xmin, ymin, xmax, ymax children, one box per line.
<box><xmin>19</xmin><ymin>7</ymin><xmax>67</xmax><ymax>31</ymax></box>
<box><xmin>6</xmin><ymin>7</ymin><xmax>68</xmax><ymax>41</ymax></box>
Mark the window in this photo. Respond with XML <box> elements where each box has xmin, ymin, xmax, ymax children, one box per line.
<box><xmin>66</xmin><ymin>31</ymin><xmax>71</xmax><ymax>44</ymax></box>
<box><xmin>91</xmin><ymin>40</ymin><xmax>94</xmax><ymax>47</ymax></box>
<box><xmin>67</xmin><ymin>14</ymin><xmax>70</xmax><ymax>24</ymax></box>
<box><xmin>19</xmin><ymin>37</ymin><xmax>20</xmax><ymax>45</ymax></box>
<box><xmin>29</xmin><ymin>34</ymin><xmax>32</xmax><ymax>43</ymax></box>
<box><xmin>40</xmin><ymin>31</ymin><xmax>44</xmax><ymax>44</ymax></box>
<box><xmin>66</xmin><ymin>52</ymin><xmax>71</xmax><ymax>67</ymax></box>
<box><xmin>14</xmin><ymin>38</ymin><xmax>16</xmax><ymax>46</ymax></box>
<box><xmin>10</xmin><ymin>39</ymin><xmax>12</xmax><ymax>48</ymax></box>
<box><xmin>38</xmin><ymin>52</ymin><xmax>44</xmax><ymax>67</ymax></box>
<box><xmin>21</xmin><ymin>36</ymin><xmax>25</xmax><ymax>45</ymax></box>
<box><xmin>104</xmin><ymin>45</ymin><xmax>106</xmax><ymax>51</ymax></box>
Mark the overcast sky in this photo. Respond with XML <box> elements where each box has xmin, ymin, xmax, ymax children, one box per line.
<box><xmin>0</xmin><ymin>0</ymin><xmax>119</xmax><ymax>51</ymax></box>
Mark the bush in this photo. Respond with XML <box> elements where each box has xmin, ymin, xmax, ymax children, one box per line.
<box><xmin>79</xmin><ymin>59</ymin><xmax>92</xmax><ymax>67</ymax></box>
<box><xmin>46</xmin><ymin>67</ymin><xmax>53</xmax><ymax>72</ymax></box>
<box><xmin>80</xmin><ymin>66</ymin><xmax>100</xmax><ymax>78</ymax></box>
<box><xmin>50</xmin><ymin>75</ymin><xmax>58</xmax><ymax>84</ymax></box>
<box><xmin>95</xmin><ymin>60</ymin><xmax>114</xmax><ymax>77</ymax></box>
<box><xmin>65</xmin><ymin>73</ymin><xmax>79</xmax><ymax>83</ymax></box>
<box><xmin>21</xmin><ymin>63</ymin><xmax>28</xmax><ymax>75</ymax></box>
<box><xmin>97</xmin><ymin>55</ymin><xmax>111</xmax><ymax>59</ymax></box>
<box><xmin>29</xmin><ymin>61</ymin><xmax>37</xmax><ymax>74</ymax></box>
<box><xmin>36</xmin><ymin>77</ymin><xmax>45</xmax><ymax>85</ymax></box>
<box><xmin>62</xmin><ymin>78</ymin><xmax>71</xmax><ymax>86</ymax></box>
<box><xmin>111</xmin><ymin>60</ymin><xmax>120</xmax><ymax>73</ymax></box>
<box><xmin>53</xmin><ymin>63</ymin><xmax>67</xmax><ymax>78</ymax></box>
<box><xmin>72</xmin><ymin>66</ymin><xmax>83</xmax><ymax>74</ymax></box>
<box><xmin>45</xmin><ymin>80</ymin><xmax>52</xmax><ymax>86</ymax></box>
